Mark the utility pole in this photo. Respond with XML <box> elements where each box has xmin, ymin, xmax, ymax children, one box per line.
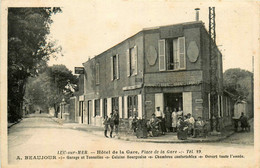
<box><xmin>209</xmin><ymin>7</ymin><xmax>220</xmax><ymax>134</ymax></box>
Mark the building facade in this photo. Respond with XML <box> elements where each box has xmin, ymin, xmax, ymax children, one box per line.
<box><xmin>74</xmin><ymin>21</ymin><xmax>233</xmax><ymax>129</ymax></box>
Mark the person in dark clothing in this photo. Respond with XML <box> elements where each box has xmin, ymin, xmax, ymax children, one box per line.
<box><xmin>177</xmin><ymin>117</ymin><xmax>189</xmax><ymax>140</ymax></box>
<box><xmin>240</xmin><ymin>112</ymin><xmax>249</xmax><ymax>131</ymax></box>
<box><xmin>108</xmin><ymin>113</ymin><xmax>114</xmax><ymax>138</ymax></box>
<box><xmin>103</xmin><ymin>115</ymin><xmax>109</xmax><ymax>138</ymax></box>
<box><xmin>113</xmin><ymin>109</ymin><xmax>120</xmax><ymax>136</ymax></box>
<box><xmin>165</xmin><ymin>106</ymin><xmax>172</xmax><ymax>133</ymax></box>
<box><xmin>132</xmin><ymin>114</ymin><xmax>138</xmax><ymax>132</ymax></box>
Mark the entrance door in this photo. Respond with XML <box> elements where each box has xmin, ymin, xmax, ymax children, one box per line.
<box><xmin>164</xmin><ymin>93</ymin><xmax>183</xmax><ymax>111</ymax></box>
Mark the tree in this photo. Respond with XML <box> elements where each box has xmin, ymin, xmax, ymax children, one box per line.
<box><xmin>25</xmin><ymin>65</ymin><xmax>78</xmax><ymax>117</ymax></box>
<box><xmin>8</xmin><ymin>8</ymin><xmax>62</xmax><ymax>122</ymax></box>
<box><xmin>223</xmin><ymin>68</ymin><xmax>253</xmax><ymax>100</ymax></box>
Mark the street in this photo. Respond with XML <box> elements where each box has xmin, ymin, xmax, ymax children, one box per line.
<box><xmin>8</xmin><ymin>114</ymin><xmax>256</xmax><ymax>168</ymax></box>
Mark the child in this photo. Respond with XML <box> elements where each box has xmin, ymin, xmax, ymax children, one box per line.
<box><xmin>103</xmin><ymin>115</ymin><xmax>109</xmax><ymax>138</ymax></box>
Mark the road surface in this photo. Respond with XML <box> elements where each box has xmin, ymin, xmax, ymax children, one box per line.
<box><xmin>7</xmin><ymin>114</ymin><xmax>256</xmax><ymax>168</ymax></box>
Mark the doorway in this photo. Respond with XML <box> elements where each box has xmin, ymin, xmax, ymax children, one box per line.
<box><xmin>87</xmin><ymin>100</ymin><xmax>91</xmax><ymax>124</ymax></box>
<box><xmin>164</xmin><ymin>93</ymin><xmax>183</xmax><ymax>111</ymax></box>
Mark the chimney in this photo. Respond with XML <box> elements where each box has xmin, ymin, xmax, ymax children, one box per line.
<box><xmin>195</xmin><ymin>8</ymin><xmax>200</xmax><ymax>21</ymax></box>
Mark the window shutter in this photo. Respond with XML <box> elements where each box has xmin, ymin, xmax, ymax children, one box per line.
<box><xmin>119</xmin><ymin>96</ymin><xmax>122</xmax><ymax>118</ymax></box>
<box><xmin>124</xmin><ymin>96</ymin><xmax>128</xmax><ymax>118</ymax></box>
<box><xmin>116</xmin><ymin>54</ymin><xmax>119</xmax><ymax>79</ymax></box>
<box><xmin>138</xmin><ymin>94</ymin><xmax>142</xmax><ymax>119</ymax></box>
<box><xmin>126</xmin><ymin>49</ymin><xmax>130</xmax><ymax>77</ymax></box>
<box><xmin>158</xmin><ymin>40</ymin><xmax>166</xmax><ymax>71</ymax></box>
<box><xmin>134</xmin><ymin>46</ymin><xmax>138</xmax><ymax>75</ymax></box>
<box><xmin>92</xmin><ymin>99</ymin><xmax>95</xmax><ymax>117</ymax></box>
<box><xmin>107</xmin><ymin>98</ymin><xmax>112</xmax><ymax>115</ymax></box>
<box><xmin>178</xmin><ymin>37</ymin><xmax>186</xmax><ymax>69</ymax></box>
<box><xmin>100</xmin><ymin>99</ymin><xmax>103</xmax><ymax>118</ymax></box>
<box><xmin>111</xmin><ymin>56</ymin><xmax>113</xmax><ymax>81</ymax></box>
<box><xmin>173</xmin><ymin>39</ymin><xmax>179</xmax><ymax>69</ymax></box>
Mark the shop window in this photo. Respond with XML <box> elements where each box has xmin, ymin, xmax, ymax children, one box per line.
<box><xmin>95</xmin><ymin>99</ymin><xmax>100</xmax><ymax>116</ymax></box>
<box><xmin>158</xmin><ymin>37</ymin><xmax>186</xmax><ymax>71</ymax></box>
<box><xmin>111</xmin><ymin>54</ymin><xmax>119</xmax><ymax>80</ymax></box>
<box><xmin>127</xmin><ymin>95</ymin><xmax>138</xmax><ymax>118</ymax></box>
<box><xmin>126</xmin><ymin>46</ymin><xmax>137</xmax><ymax>76</ymax></box>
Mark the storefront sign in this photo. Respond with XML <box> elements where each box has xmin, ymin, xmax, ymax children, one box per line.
<box><xmin>123</xmin><ymin>84</ymin><xmax>142</xmax><ymax>91</ymax></box>
<box><xmin>74</xmin><ymin>67</ymin><xmax>84</xmax><ymax>74</ymax></box>
<box><xmin>145</xmin><ymin>81</ymin><xmax>202</xmax><ymax>87</ymax></box>
<box><xmin>195</xmin><ymin>99</ymin><xmax>203</xmax><ymax>103</ymax></box>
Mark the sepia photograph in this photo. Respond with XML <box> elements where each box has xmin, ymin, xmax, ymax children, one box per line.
<box><xmin>1</xmin><ymin>0</ymin><xmax>259</xmax><ymax>168</ymax></box>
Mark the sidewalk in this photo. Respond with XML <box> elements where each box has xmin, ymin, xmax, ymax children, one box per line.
<box><xmin>49</xmin><ymin>115</ymin><xmax>236</xmax><ymax>143</ymax></box>
<box><xmin>8</xmin><ymin>119</ymin><xmax>23</xmax><ymax>128</ymax></box>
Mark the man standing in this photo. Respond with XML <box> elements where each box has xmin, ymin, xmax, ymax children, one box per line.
<box><xmin>108</xmin><ymin>113</ymin><xmax>114</xmax><ymax>138</ymax></box>
<box><xmin>155</xmin><ymin>107</ymin><xmax>166</xmax><ymax>135</ymax></box>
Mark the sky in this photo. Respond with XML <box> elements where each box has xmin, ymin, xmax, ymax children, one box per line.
<box><xmin>48</xmin><ymin>0</ymin><xmax>259</xmax><ymax>73</ymax></box>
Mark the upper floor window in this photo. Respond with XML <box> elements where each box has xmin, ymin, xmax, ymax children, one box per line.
<box><xmin>127</xmin><ymin>46</ymin><xmax>137</xmax><ymax>76</ymax></box>
<box><xmin>95</xmin><ymin>63</ymin><xmax>100</xmax><ymax>85</ymax></box>
<box><xmin>111</xmin><ymin>54</ymin><xmax>119</xmax><ymax>81</ymax></box>
<box><xmin>158</xmin><ymin>37</ymin><xmax>186</xmax><ymax>71</ymax></box>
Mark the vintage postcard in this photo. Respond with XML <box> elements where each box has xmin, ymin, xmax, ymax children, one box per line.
<box><xmin>1</xmin><ymin>0</ymin><xmax>259</xmax><ymax>168</ymax></box>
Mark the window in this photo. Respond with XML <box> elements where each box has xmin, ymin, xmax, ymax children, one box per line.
<box><xmin>103</xmin><ymin>98</ymin><xmax>107</xmax><ymax>118</ymax></box>
<box><xmin>127</xmin><ymin>95</ymin><xmax>138</xmax><ymax>118</ymax></box>
<box><xmin>111</xmin><ymin>54</ymin><xmax>119</xmax><ymax>80</ymax></box>
<box><xmin>158</xmin><ymin>37</ymin><xmax>186</xmax><ymax>71</ymax></box>
<box><xmin>95</xmin><ymin>63</ymin><xmax>100</xmax><ymax>85</ymax></box>
<box><xmin>112</xmin><ymin>97</ymin><xmax>119</xmax><ymax>114</ymax></box>
<box><xmin>126</xmin><ymin>46</ymin><xmax>137</xmax><ymax>76</ymax></box>
<box><xmin>94</xmin><ymin>99</ymin><xmax>100</xmax><ymax>116</ymax></box>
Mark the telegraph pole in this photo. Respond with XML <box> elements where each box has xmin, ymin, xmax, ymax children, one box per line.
<box><xmin>209</xmin><ymin>7</ymin><xmax>220</xmax><ymax>134</ymax></box>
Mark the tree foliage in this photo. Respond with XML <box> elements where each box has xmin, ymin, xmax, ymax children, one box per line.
<box><xmin>8</xmin><ymin>8</ymin><xmax>62</xmax><ymax>122</ymax></box>
<box><xmin>25</xmin><ymin>65</ymin><xmax>78</xmax><ymax>116</ymax></box>
<box><xmin>223</xmin><ymin>68</ymin><xmax>253</xmax><ymax>100</ymax></box>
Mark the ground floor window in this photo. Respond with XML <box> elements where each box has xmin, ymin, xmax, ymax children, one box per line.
<box><xmin>79</xmin><ymin>101</ymin><xmax>84</xmax><ymax>117</ymax></box>
<box><xmin>112</xmin><ymin>97</ymin><xmax>119</xmax><ymax>114</ymax></box>
<box><xmin>95</xmin><ymin>99</ymin><xmax>100</xmax><ymax>116</ymax></box>
<box><xmin>103</xmin><ymin>98</ymin><xmax>107</xmax><ymax>118</ymax></box>
<box><xmin>127</xmin><ymin>95</ymin><xmax>138</xmax><ymax>118</ymax></box>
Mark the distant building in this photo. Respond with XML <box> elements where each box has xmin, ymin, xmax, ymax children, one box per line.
<box><xmin>71</xmin><ymin>21</ymin><xmax>233</xmax><ymax>129</ymax></box>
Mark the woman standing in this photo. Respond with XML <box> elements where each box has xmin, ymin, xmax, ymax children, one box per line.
<box><xmin>164</xmin><ymin>107</ymin><xmax>172</xmax><ymax>133</ymax></box>
<box><xmin>171</xmin><ymin>108</ymin><xmax>178</xmax><ymax>132</ymax></box>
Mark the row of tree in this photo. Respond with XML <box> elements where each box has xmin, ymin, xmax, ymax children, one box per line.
<box><xmin>8</xmin><ymin>8</ymin><xmax>62</xmax><ymax>122</ymax></box>
<box><xmin>24</xmin><ymin>65</ymin><xmax>78</xmax><ymax>116</ymax></box>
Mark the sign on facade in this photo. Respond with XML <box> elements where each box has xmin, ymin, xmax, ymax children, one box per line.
<box><xmin>74</xmin><ymin>67</ymin><xmax>84</xmax><ymax>74</ymax></box>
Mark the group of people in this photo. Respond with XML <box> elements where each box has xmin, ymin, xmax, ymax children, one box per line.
<box><xmin>103</xmin><ymin>110</ymin><xmax>119</xmax><ymax>138</ymax></box>
<box><xmin>147</xmin><ymin>106</ymin><xmax>206</xmax><ymax>139</ymax></box>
